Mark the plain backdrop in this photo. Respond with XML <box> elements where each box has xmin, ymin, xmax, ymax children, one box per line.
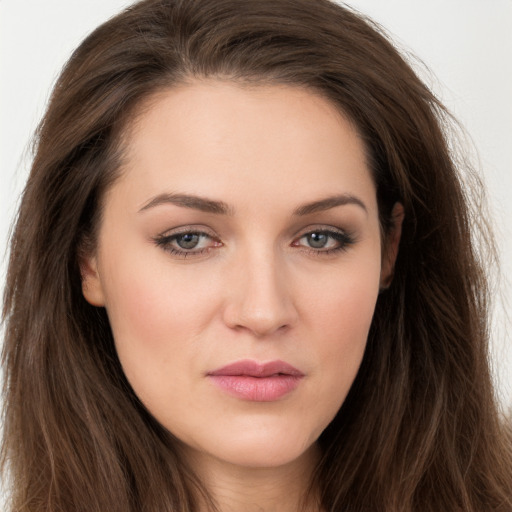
<box><xmin>1</xmin><ymin>2</ymin><xmax>511</xmax><ymax>500</ymax></box>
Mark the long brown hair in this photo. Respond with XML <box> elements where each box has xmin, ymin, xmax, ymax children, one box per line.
<box><xmin>2</xmin><ymin>0</ymin><xmax>511</xmax><ymax>510</ymax></box>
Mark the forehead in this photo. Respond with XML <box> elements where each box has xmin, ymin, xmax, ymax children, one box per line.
<box><xmin>111</xmin><ymin>80</ymin><xmax>376</xmax><ymax>216</ymax></box>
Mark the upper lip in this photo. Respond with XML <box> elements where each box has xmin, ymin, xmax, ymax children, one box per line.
<box><xmin>208</xmin><ymin>359</ymin><xmax>304</xmax><ymax>378</ymax></box>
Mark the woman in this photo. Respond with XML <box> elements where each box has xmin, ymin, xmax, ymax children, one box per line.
<box><xmin>2</xmin><ymin>0</ymin><xmax>511</xmax><ymax>511</ymax></box>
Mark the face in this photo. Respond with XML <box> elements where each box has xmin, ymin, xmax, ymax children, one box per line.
<box><xmin>82</xmin><ymin>81</ymin><xmax>400</xmax><ymax>471</ymax></box>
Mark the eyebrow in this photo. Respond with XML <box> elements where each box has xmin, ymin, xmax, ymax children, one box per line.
<box><xmin>138</xmin><ymin>192</ymin><xmax>367</xmax><ymax>216</ymax></box>
<box><xmin>139</xmin><ymin>193</ymin><xmax>234</xmax><ymax>215</ymax></box>
<box><xmin>293</xmin><ymin>194</ymin><xmax>368</xmax><ymax>216</ymax></box>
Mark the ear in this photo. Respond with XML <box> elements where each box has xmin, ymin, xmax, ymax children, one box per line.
<box><xmin>80</xmin><ymin>253</ymin><xmax>106</xmax><ymax>307</ymax></box>
<box><xmin>380</xmin><ymin>202</ymin><xmax>404</xmax><ymax>290</ymax></box>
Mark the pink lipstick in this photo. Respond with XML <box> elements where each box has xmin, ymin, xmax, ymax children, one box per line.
<box><xmin>207</xmin><ymin>360</ymin><xmax>304</xmax><ymax>401</ymax></box>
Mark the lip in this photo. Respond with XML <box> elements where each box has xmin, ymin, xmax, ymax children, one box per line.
<box><xmin>207</xmin><ymin>359</ymin><xmax>304</xmax><ymax>402</ymax></box>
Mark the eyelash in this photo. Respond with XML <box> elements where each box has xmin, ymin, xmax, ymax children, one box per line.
<box><xmin>153</xmin><ymin>229</ymin><xmax>220</xmax><ymax>258</ymax></box>
<box><xmin>292</xmin><ymin>229</ymin><xmax>355</xmax><ymax>256</ymax></box>
<box><xmin>153</xmin><ymin>227</ymin><xmax>355</xmax><ymax>258</ymax></box>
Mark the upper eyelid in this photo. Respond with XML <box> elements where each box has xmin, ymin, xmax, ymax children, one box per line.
<box><xmin>158</xmin><ymin>225</ymin><xmax>218</xmax><ymax>238</ymax></box>
<box><xmin>296</xmin><ymin>230</ymin><xmax>347</xmax><ymax>240</ymax></box>
<box><xmin>156</xmin><ymin>224</ymin><xmax>351</xmax><ymax>239</ymax></box>
<box><xmin>292</xmin><ymin>224</ymin><xmax>350</xmax><ymax>238</ymax></box>
<box><xmin>158</xmin><ymin>225</ymin><xmax>346</xmax><ymax>237</ymax></box>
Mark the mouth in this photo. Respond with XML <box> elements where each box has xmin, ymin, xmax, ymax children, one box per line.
<box><xmin>207</xmin><ymin>360</ymin><xmax>304</xmax><ymax>402</ymax></box>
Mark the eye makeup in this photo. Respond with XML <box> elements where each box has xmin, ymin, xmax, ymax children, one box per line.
<box><xmin>153</xmin><ymin>224</ymin><xmax>356</xmax><ymax>259</ymax></box>
<box><xmin>292</xmin><ymin>228</ymin><xmax>356</xmax><ymax>255</ymax></box>
<box><xmin>153</xmin><ymin>226</ymin><xmax>222</xmax><ymax>258</ymax></box>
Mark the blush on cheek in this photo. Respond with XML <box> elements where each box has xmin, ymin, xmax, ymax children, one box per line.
<box><xmin>318</xmin><ymin>279</ymin><xmax>378</xmax><ymax>372</ymax></box>
<box><xmin>320</xmin><ymin>274</ymin><xmax>380</xmax><ymax>327</ymax></box>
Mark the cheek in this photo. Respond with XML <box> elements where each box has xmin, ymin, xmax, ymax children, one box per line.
<box><xmin>101</xmin><ymin>241</ymin><xmax>220</xmax><ymax>339</ymax></box>
<box><xmin>306</xmin><ymin>252</ymin><xmax>380</xmax><ymax>344</ymax></box>
<box><xmin>98</xmin><ymin>250</ymin><xmax>221</xmax><ymax>402</ymax></box>
<box><xmin>304</xmin><ymin>257</ymin><xmax>380</xmax><ymax>420</ymax></box>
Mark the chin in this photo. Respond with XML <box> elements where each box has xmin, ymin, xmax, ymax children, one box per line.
<box><xmin>182</xmin><ymin>419</ymin><xmax>322</xmax><ymax>470</ymax></box>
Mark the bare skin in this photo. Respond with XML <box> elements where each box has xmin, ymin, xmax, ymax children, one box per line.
<box><xmin>82</xmin><ymin>81</ymin><xmax>402</xmax><ymax>511</ymax></box>
<box><xmin>186</xmin><ymin>441</ymin><xmax>321</xmax><ymax>511</ymax></box>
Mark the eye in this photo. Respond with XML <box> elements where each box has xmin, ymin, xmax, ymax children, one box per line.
<box><xmin>292</xmin><ymin>228</ymin><xmax>355</xmax><ymax>254</ymax></box>
<box><xmin>303</xmin><ymin>232</ymin><xmax>332</xmax><ymax>249</ymax></box>
<box><xmin>174</xmin><ymin>233</ymin><xmax>203</xmax><ymax>249</ymax></box>
<box><xmin>154</xmin><ymin>229</ymin><xmax>221</xmax><ymax>257</ymax></box>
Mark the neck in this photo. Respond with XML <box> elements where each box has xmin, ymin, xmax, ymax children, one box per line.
<box><xmin>185</xmin><ymin>444</ymin><xmax>322</xmax><ymax>512</ymax></box>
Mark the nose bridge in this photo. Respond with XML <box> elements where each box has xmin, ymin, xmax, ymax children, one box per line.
<box><xmin>223</xmin><ymin>240</ymin><xmax>297</xmax><ymax>336</ymax></box>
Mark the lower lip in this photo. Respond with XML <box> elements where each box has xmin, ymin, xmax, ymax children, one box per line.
<box><xmin>208</xmin><ymin>375</ymin><xmax>302</xmax><ymax>401</ymax></box>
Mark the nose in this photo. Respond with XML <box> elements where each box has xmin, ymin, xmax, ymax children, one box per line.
<box><xmin>222</xmin><ymin>249</ymin><xmax>298</xmax><ymax>337</ymax></box>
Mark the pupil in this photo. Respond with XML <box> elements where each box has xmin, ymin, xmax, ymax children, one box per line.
<box><xmin>177</xmin><ymin>233</ymin><xmax>200</xmax><ymax>249</ymax></box>
<box><xmin>308</xmin><ymin>232</ymin><xmax>328</xmax><ymax>248</ymax></box>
